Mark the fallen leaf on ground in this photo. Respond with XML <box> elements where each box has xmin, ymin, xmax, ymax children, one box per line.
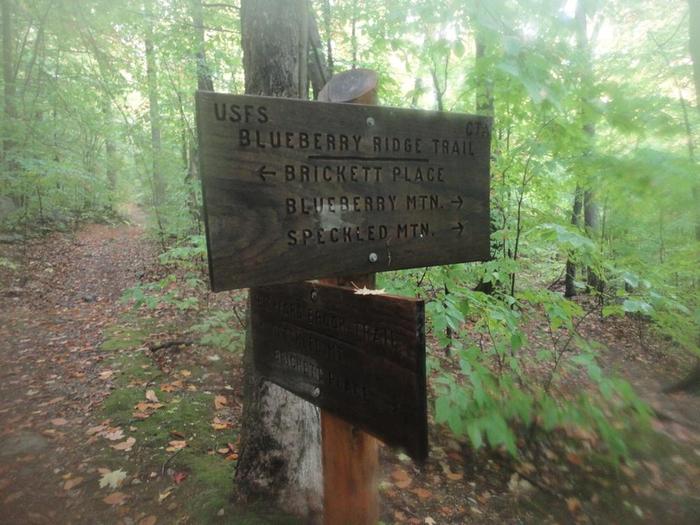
<box><xmin>566</xmin><ymin>497</ymin><xmax>582</xmax><ymax>514</ymax></box>
<box><xmin>111</xmin><ymin>437</ymin><xmax>136</xmax><ymax>452</ymax></box>
<box><xmin>166</xmin><ymin>440</ymin><xmax>187</xmax><ymax>452</ymax></box>
<box><xmin>86</xmin><ymin>425</ymin><xmax>106</xmax><ymax>436</ymax></box>
<box><xmin>138</xmin><ymin>516</ymin><xmax>157</xmax><ymax>525</ymax></box>
<box><xmin>160</xmin><ymin>383</ymin><xmax>179</xmax><ymax>393</ymax></box>
<box><xmin>180</xmin><ymin>370</ymin><xmax>192</xmax><ymax>377</ymax></box>
<box><xmin>158</xmin><ymin>488</ymin><xmax>173</xmax><ymax>503</ymax></box>
<box><xmin>102</xmin><ymin>428</ymin><xmax>125</xmax><ymax>441</ymax></box>
<box><xmin>103</xmin><ymin>492</ymin><xmax>128</xmax><ymax>505</ymax></box>
<box><xmin>99</xmin><ymin>469</ymin><xmax>127</xmax><ymax>489</ymax></box>
<box><xmin>99</xmin><ymin>371</ymin><xmax>113</xmax><ymax>379</ymax></box>
<box><xmin>411</xmin><ymin>487</ymin><xmax>432</xmax><ymax>500</ymax></box>
<box><xmin>145</xmin><ymin>389</ymin><xmax>159</xmax><ymax>403</ymax></box>
<box><xmin>173</xmin><ymin>471</ymin><xmax>188</xmax><ymax>484</ymax></box>
<box><xmin>425</xmin><ymin>518</ymin><xmax>436</xmax><ymax>525</ymax></box>
<box><xmin>51</xmin><ymin>418</ymin><xmax>68</xmax><ymax>426</ymax></box>
<box><xmin>214</xmin><ymin>395</ymin><xmax>227</xmax><ymax>409</ymax></box>
<box><xmin>391</xmin><ymin>467</ymin><xmax>412</xmax><ymax>489</ymax></box>
<box><xmin>63</xmin><ymin>477</ymin><xmax>84</xmax><ymax>490</ymax></box>
<box><xmin>211</xmin><ymin>417</ymin><xmax>231</xmax><ymax>430</ymax></box>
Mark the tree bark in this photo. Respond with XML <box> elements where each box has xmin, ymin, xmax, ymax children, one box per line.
<box><xmin>235</xmin><ymin>1</ymin><xmax>322</xmax><ymax>520</ymax></box>
<box><xmin>575</xmin><ymin>1</ymin><xmax>602</xmax><ymax>293</ymax></box>
<box><xmin>307</xmin><ymin>5</ymin><xmax>329</xmax><ymax>100</ymax></box>
<box><xmin>103</xmin><ymin>99</ymin><xmax>117</xmax><ymax>200</ymax></box>
<box><xmin>144</xmin><ymin>0</ymin><xmax>165</xmax><ymax>206</ymax></box>
<box><xmin>191</xmin><ymin>0</ymin><xmax>214</xmax><ymax>91</ymax></box>
<box><xmin>564</xmin><ymin>185</ymin><xmax>583</xmax><ymax>297</ymax></box>
<box><xmin>2</xmin><ymin>0</ymin><xmax>17</xmax><ymax>166</ymax></box>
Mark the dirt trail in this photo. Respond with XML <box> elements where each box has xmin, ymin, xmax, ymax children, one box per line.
<box><xmin>0</xmin><ymin>219</ymin><xmax>153</xmax><ymax>524</ymax></box>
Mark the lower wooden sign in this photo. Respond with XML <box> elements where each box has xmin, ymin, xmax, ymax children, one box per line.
<box><xmin>250</xmin><ymin>281</ymin><xmax>428</xmax><ymax>460</ymax></box>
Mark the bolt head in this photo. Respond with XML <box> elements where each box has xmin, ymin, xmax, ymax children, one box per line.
<box><xmin>368</xmin><ymin>252</ymin><xmax>378</xmax><ymax>263</ymax></box>
<box><xmin>366</xmin><ymin>116</ymin><xmax>375</xmax><ymax>127</ymax></box>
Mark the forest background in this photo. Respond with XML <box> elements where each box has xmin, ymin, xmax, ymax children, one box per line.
<box><xmin>1</xmin><ymin>0</ymin><xmax>699</xmax><ymax>522</ymax></box>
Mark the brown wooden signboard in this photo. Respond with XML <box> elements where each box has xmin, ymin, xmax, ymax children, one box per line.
<box><xmin>196</xmin><ymin>91</ymin><xmax>491</xmax><ymax>291</ymax></box>
<box><xmin>250</xmin><ymin>281</ymin><xmax>427</xmax><ymax>460</ymax></box>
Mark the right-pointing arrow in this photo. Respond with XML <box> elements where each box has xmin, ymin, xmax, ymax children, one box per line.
<box><xmin>451</xmin><ymin>196</ymin><xmax>463</xmax><ymax>209</ymax></box>
<box><xmin>451</xmin><ymin>222</ymin><xmax>464</xmax><ymax>235</ymax></box>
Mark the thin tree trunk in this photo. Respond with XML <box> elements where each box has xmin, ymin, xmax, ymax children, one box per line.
<box><xmin>322</xmin><ymin>0</ymin><xmax>333</xmax><ymax>75</ymax></box>
<box><xmin>473</xmin><ymin>15</ymin><xmax>496</xmax><ymax>294</ymax></box>
<box><xmin>564</xmin><ymin>185</ymin><xmax>583</xmax><ymax>297</ymax></box>
<box><xmin>575</xmin><ymin>1</ymin><xmax>602</xmax><ymax>293</ymax></box>
<box><xmin>144</xmin><ymin>0</ymin><xmax>165</xmax><ymax>206</ymax></box>
<box><xmin>235</xmin><ymin>1</ymin><xmax>322</xmax><ymax>520</ymax></box>
<box><xmin>103</xmin><ymin>99</ymin><xmax>117</xmax><ymax>202</ymax></box>
<box><xmin>2</xmin><ymin>0</ymin><xmax>17</xmax><ymax>168</ymax></box>
<box><xmin>307</xmin><ymin>5</ymin><xmax>329</xmax><ymax>100</ymax></box>
<box><xmin>350</xmin><ymin>0</ymin><xmax>357</xmax><ymax>69</ymax></box>
<box><xmin>191</xmin><ymin>0</ymin><xmax>214</xmax><ymax>91</ymax></box>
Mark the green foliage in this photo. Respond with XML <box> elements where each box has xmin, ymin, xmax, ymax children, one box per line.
<box><xmin>191</xmin><ymin>311</ymin><xmax>243</xmax><ymax>353</ymax></box>
<box><xmin>121</xmin><ymin>274</ymin><xmax>201</xmax><ymax>312</ymax></box>
<box><xmin>431</xmin><ymin>287</ymin><xmax>651</xmax><ymax>460</ymax></box>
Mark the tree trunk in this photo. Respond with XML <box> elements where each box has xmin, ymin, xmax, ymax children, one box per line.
<box><xmin>575</xmin><ymin>1</ymin><xmax>602</xmax><ymax>293</ymax></box>
<box><xmin>564</xmin><ymin>185</ymin><xmax>583</xmax><ymax>297</ymax></box>
<box><xmin>307</xmin><ymin>5</ymin><xmax>330</xmax><ymax>100</ymax></box>
<box><xmin>144</xmin><ymin>0</ymin><xmax>165</xmax><ymax>206</ymax></box>
<box><xmin>2</xmin><ymin>0</ymin><xmax>17</xmax><ymax>170</ymax></box>
<box><xmin>235</xmin><ymin>1</ymin><xmax>322</xmax><ymax>520</ymax></box>
<box><xmin>104</xmin><ymin>99</ymin><xmax>117</xmax><ymax>204</ymax></box>
<box><xmin>473</xmin><ymin>13</ymin><xmax>496</xmax><ymax>294</ymax></box>
<box><xmin>665</xmin><ymin>0</ymin><xmax>700</xmax><ymax>393</ymax></box>
<box><xmin>191</xmin><ymin>0</ymin><xmax>214</xmax><ymax>91</ymax></box>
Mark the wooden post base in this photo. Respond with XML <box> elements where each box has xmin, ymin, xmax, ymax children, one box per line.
<box><xmin>322</xmin><ymin>410</ymin><xmax>379</xmax><ymax>525</ymax></box>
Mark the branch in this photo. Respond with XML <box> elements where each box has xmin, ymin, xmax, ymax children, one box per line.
<box><xmin>148</xmin><ymin>340</ymin><xmax>195</xmax><ymax>352</ymax></box>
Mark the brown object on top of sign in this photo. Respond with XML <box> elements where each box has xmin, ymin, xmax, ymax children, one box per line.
<box><xmin>318</xmin><ymin>68</ymin><xmax>378</xmax><ymax>104</ymax></box>
<box><xmin>196</xmin><ymin>91</ymin><xmax>491</xmax><ymax>291</ymax></box>
<box><xmin>250</xmin><ymin>281</ymin><xmax>427</xmax><ymax>461</ymax></box>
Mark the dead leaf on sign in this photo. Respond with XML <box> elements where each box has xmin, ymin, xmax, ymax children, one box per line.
<box><xmin>353</xmin><ymin>287</ymin><xmax>386</xmax><ymax>295</ymax></box>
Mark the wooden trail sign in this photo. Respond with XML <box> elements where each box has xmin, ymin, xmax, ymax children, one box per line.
<box><xmin>196</xmin><ymin>91</ymin><xmax>492</xmax><ymax>291</ymax></box>
<box><xmin>250</xmin><ymin>281</ymin><xmax>428</xmax><ymax>461</ymax></box>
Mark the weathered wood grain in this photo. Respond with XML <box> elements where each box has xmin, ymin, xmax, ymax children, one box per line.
<box><xmin>250</xmin><ymin>281</ymin><xmax>428</xmax><ymax>460</ymax></box>
<box><xmin>196</xmin><ymin>91</ymin><xmax>491</xmax><ymax>291</ymax></box>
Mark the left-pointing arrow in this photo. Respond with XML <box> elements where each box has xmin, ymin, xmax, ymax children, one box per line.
<box><xmin>258</xmin><ymin>166</ymin><xmax>277</xmax><ymax>181</ymax></box>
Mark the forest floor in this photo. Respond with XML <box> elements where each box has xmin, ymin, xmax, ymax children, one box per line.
<box><xmin>1</xmin><ymin>216</ymin><xmax>699</xmax><ymax>525</ymax></box>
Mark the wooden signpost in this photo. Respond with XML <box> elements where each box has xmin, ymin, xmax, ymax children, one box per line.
<box><xmin>195</xmin><ymin>88</ymin><xmax>491</xmax><ymax>291</ymax></box>
<box><xmin>197</xmin><ymin>68</ymin><xmax>491</xmax><ymax>525</ymax></box>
